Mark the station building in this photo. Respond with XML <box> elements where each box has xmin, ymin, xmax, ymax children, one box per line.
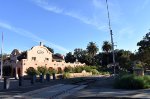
<box><xmin>3</xmin><ymin>42</ymin><xmax>85</xmax><ymax>77</ymax></box>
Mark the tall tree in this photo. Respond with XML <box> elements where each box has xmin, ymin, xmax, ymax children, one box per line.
<box><xmin>74</xmin><ymin>49</ymin><xmax>89</xmax><ymax>64</ymax></box>
<box><xmin>102</xmin><ymin>41</ymin><xmax>112</xmax><ymax>66</ymax></box>
<box><xmin>86</xmin><ymin>42</ymin><xmax>99</xmax><ymax>58</ymax></box>
<box><xmin>65</xmin><ymin>52</ymin><xmax>76</xmax><ymax>63</ymax></box>
<box><xmin>74</xmin><ymin>48</ymin><xmax>83</xmax><ymax>59</ymax></box>
<box><xmin>102</xmin><ymin>41</ymin><xmax>112</xmax><ymax>53</ymax></box>
<box><xmin>115</xmin><ymin>49</ymin><xmax>132</xmax><ymax>71</ymax></box>
<box><xmin>137</xmin><ymin>32</ymin><xmax>150</xmax><ymax>67</ymax></box>
<box><xmin>137</xmin><ymin>32</ymin><xmax>150</xmax><ymax>52</ymax></box>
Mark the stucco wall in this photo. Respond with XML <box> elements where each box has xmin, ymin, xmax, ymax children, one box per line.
<box><xmin>27</xmin><ymin>46</ymin><xmax>52</xmax><ymax>62</ymax></box>
<box><xmin>22</xmin><ymin>59</ymin><xmax>85</xmax><ymax>75</ymax></box>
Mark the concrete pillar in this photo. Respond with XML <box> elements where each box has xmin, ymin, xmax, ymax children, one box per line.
<box><xmin>40</xmin><ymin>75</ymin><xmax>44</xmax><ymax>83</ymax></box>
<box><xmin>31</xmin><ymin>75</ymin><xmax>36</xmax><ymax>84</ymax></box>
<box><xmin>19</xmin><ymin>76</ymin><xmax>23</xmax><ymax>86</ymax></box>
<box><xmin>52</xmin><ymin>73</ymin><xmax>56</xmax><ymax>80</ymax></box>
<box><xmin>46</xmin><ymin>74</ymin><xmax>50</xmax><ymax>82</ymax></box>
<box><xmin>15</xmin><ymin>67</ymin><xmax>18</xmax><ymax>79</ymax></box>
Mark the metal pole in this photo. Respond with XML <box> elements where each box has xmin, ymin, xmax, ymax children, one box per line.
<box><xmin>1</xmin><ymin>32</ymin><xmax>3</xmax><ymax>80</ymax></box>
<box><xmin>110</xmin><ymin>30</ymin><xmax>116</xmax><ymax>75</ymax></box>
<box><xmin>105</xmin><ymin>0</ymin><xmax>116</xmax><ymax>76</ymax></box>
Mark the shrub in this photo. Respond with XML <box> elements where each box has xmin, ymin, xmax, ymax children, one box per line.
<box><xmin>83</xmin><ymin>66</ymin><xmax>91</xmax><ymax>72</ymax></box>
<box><xmin>46</xmin><ymin>69</ymin><xmax>51</xmax><ymax>75</ymax></box>
<box><xmin>63</xmin><ymin>65</ymin><xmax>101</xmax><ymax>74</ymax></box>
<box><xmin>63</xmin><ymin>72</ymin><xmax>70</xmax><ymax>79</ymax></box>
<box><xmin>89</xmin><ymin>66</ymin><xmax>99</xmax><ymax>70</ymax></box>
<box><xmin>52</xmin><ymin>69</ymin><xmax>57</xmax><ymax>74</ymax></box>
<box><xmin>73</xmin><ymin>66</ymin><xmax>83</xmax><ymax>73</ymax></box>
<box><xmin>114</xmin><ymin>74</ymin><xmax>150</xmax><ymax>89</ymax></box>
<box><xmin>25</xmin><ymin>67</ymin><xmax>38</xmax><ymax>76</ymax></box>
<box><xmin>64</xmin><ymin>66</ymin><xmax>73</xmax><ymax>73</ymax></box>
<box><xmin>143</xmin><ymin>76</ymin><xmax>150</xmax><ymax>88</ymax></box>
<box><xmin>90</xmin><ymin>69</ymin><xmax>99</xmax><ymax>75</ymax></box>
<box><xmin>101</xmin><ymin>71</ymin><xmax>110</xmax><ymax>75</ymax></box>
<box><xmin>47</xmin><ymin>68</ymin><xmax>57</xmax><ymax>74</ymax></box>
<box><xmin>37</xmin><ymin>66</ymin><xmax>47</xmax><ymax>75</ymax></box>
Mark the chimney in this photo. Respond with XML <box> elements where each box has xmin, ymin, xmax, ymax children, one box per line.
<box><xmin>40</xmin><ymin>42</ymin><xmax>43</xmax><ymax>46</ymax></box>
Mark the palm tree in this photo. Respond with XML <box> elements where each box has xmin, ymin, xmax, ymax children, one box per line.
<box><xmin>102</xmin><ymin>41</ymin><xmax>112</xmax><ymax>53</ymax></box>
<box><xmin>102</xmin><ymin>41</ymin><xmax>112</xmax><ymax>65</ymax></box>
<box><xmin>86</xmin><ymin>42</ymin><xmax>99</xmax><ymax>58</ymax></box>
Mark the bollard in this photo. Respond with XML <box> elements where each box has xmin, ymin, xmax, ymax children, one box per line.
<box><xmin>4</xmin><ymin>77</ymin><xmax>10</xmax><ymax>89</ymax></box>
<box><xmin>31</xmin><ymin>75</ymin><xmax>36</xmax><ymax>84</ymax></box>
<box><xmin>52</xmin><ymin>73</ymin><xmax>56</xmax><ymax>80</ymax></box>
<box><xmin>19</xmin><ymin>76</ymin><xmax>23</xmax><ymax>86</ymax></box>
<box><xmin>60</xmin><ymin>74</ymin><xmax>63</xmax><ymax>79</ymax></box>
<box><xmin>40</xmin><ymin>75</ymin><xmax>44</xmax><ymax>83</ymax></box>
<box><xmin>46</xmin><ymin>74</ymin><xmax>50</xmax><ymax>82</ymax></box>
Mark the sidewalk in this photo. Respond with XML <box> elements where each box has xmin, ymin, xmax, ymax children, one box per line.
<box><xmin>2</xmin><ymin>76</ymin><xmax>150</xmax><ymax>99</ymax></box>
<box><xmin>11</xmin><ymin>84</ymin><xmax>87</xmax><ymax>99</ymax></box>
<box><xmin>0</xmin><ymin>78</ymin><xmax>76</xmax><ymax>98</ymax></box>
<box><xmin>66</xmin><ymin>88</ymin><xmax>150</xmax><ymax>98</ymax></box>
<box><xmin>64</xmin><ymin>76</ymin><xmax>150</xmax><ymax>99</ymax></box>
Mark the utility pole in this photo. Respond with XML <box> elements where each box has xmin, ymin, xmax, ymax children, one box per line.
<box><xmin>105</xmin><ymin>0</ymin><xmax>116</xmax><ymax>76</ymax></box>
<box><xmin>1</xmin><ymin>32</ymin><xmax>3</xmax><ymax>80</ymax></box>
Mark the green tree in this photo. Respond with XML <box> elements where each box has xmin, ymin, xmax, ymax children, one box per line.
<box><xmin>102</xmin><ymin>41</ymin><xmax>112</xmax><ymax>53</ymax></box>
<box><xmin>86</xmin><ymin>42</ymin><xmax>99</xmax><ymax>58</ymax></box>
<box><xmin>74</xmin><ymin>48</ymin><xmax>83</xmax><ymax>59</ymax></box>
<box><xmin>65</xmin><ymin>52</ymin><xmax>76</xmax><ymax>63</ymax></box>
<box><xmin>37</xmin><ymin>66</ymin><xmax>48</xmax><ymax>75</ymax></box>
<box><xmin>137</xmin><ymin>32</ymin><xmax>150</xmax><ymax>67</ymax></box>
<box><xmin>94</xmin><ymin>52</ymin><xmax>103</xmax><ymax>66</ymax></box>
<box><xmin>102</xmin><ymin>41</ymin><xmax>112</xmax><ymax>66</ymax></box>
<box><xmin>115</xmin><ymin>49</ymin><xmax>132</xmax><ymax>71</ymax></box>
<box><xmin>73</xmin><ymin>49</ymin><xmax>88</xmax><ymax>64</ymax></box>
<box><xmin>25</xmin><ymin>67</ymin><xmax>38</xmax><ymax>76</ymax></box>
<box><xmin>44</xmin><ymin>45</ymin><xmax>54</xmax><ymax>53</ymax></box>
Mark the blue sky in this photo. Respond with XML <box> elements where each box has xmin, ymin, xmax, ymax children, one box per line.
<box><xmin>0</xmin><ymin>0</ymin><xmax>150</xmax><ymax>55</ymax></box>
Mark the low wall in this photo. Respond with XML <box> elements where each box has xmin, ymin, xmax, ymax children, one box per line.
<box><xmin>56</xmin><ymin>72</ymin><xmax>92</xmax><ymax>79</ymax></box>
<box><xmin>69</xmin><ymin>72</ymin><xmax>92</xmax><ymax>78</ymax></box>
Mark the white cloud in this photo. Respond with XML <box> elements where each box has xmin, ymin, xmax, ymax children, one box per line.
<box><xmin>32</xmin><ymin>0</ymin><xmax>106</xmax><ymax>31</ymax></box>
<box><xmin>34</xmin><ymin>0</ymin><xmax>63</xmax><ymax>13</ymax></box>
<box><xmin>33</xmin><ymin>0</ymin><xmax>136</xmax><ymax>41</ymax></box>
<box><xmin>0</xmin><ymin>22</ymin><xmax>69</xmax><ymax>53</ymax></box>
